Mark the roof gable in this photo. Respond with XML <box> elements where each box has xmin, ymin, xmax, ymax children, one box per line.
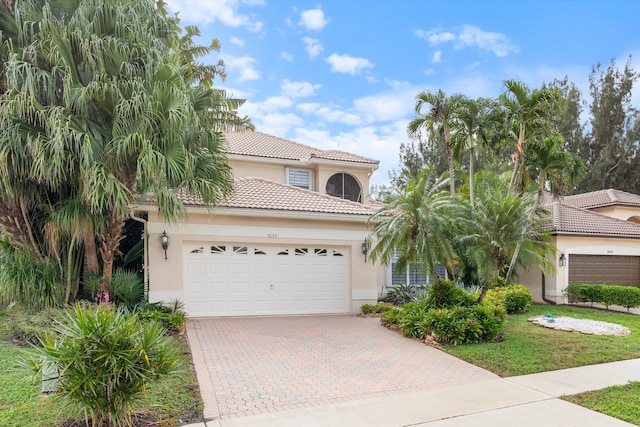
<box><xmin>223</xmin><ymin>131</ymin><xmax>379</xmax><ymax>165</ymax></box>
<box><xmin>177</xmin><ymin>177</ymin><xmax>379</xmax><ymax>216</ymax></box>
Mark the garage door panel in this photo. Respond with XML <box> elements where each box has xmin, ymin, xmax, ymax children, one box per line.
<box><xmin>184</xmin><ymin>243</ymin><xmax>350</xmax><ymax>317</ymax></box>
<box><xmin>569</xmin><ymin>254</ymin><xmax>640</xmax><ymax>287</ymax></box>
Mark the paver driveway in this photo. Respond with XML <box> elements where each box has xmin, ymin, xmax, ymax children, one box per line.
<box><xmin>187</xmin><ymin>315</ymin><xmax>498</xmax><ymax>421</ymax></box>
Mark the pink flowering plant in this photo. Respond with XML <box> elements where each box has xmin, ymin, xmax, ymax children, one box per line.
<box><xmin>96</xmin><ymin>283</ymin><xmax>109</xmax><ymax>307</ymax></box>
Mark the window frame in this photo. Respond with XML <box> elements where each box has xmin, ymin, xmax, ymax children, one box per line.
<box><xmin>286</xmin><ymin>167</ymin><xmax>313</xmax><ymax>190</ymax></box>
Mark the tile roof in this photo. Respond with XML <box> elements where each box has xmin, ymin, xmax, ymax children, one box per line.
<box><xmin>177</xmin><ymin>177</ymin><xmax>380</xmax><ymax>216</ymax></box>
<box><xmin>223</xmin><ymin>131</ymin><xmax>379</xmax><ymax>165</ymax></box>
<box><xmin>561</xmin><ymin>189</ymin><xmax>640</xmax><ymax>209</ymax></box>
<box><xmin>547</xmin><ymin>202</ymin><xmax>640</xmax><ymax>237</ymax></box>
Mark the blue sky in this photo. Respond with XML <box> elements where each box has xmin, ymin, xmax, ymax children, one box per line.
<box><xmin>165</xmin><ymin>0</ymin><xmax>640</xmax><ymax>187</ymax></box>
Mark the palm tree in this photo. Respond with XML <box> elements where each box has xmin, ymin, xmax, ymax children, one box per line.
<box><xmin>0</xmin><ymin>0</ymin><xmax>250</xmax><ymax>291</ymax></box>
<box><xmin>408</xmin><ymin>90</ymin><xmax>465</xmax><ymax>195</ymax></box>
<box><xmin>500</xmin><ymin>81</ymin><xmax>559</xmax><ymax>194</ymax></box>
<box><xmin>451</xmin><ymin>97</ymin><xmax>493</xmax><ymax>207</ymax></box>
<box><xmin>457</xmin><ymin>179</ymin><xmax>554</xmax><ymax>302</ymax></box>
<box><xmin>367</xmin><ymin>168</ymin><xmax>456</xmax><ymax>287</ymax></box>
<box><xmin>526</xmin><ymin>133</ymin><xmax>587</xmax><ymax>202</ymax></box>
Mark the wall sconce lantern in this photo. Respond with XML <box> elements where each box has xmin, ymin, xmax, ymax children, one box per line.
<box><xmin>160</xmin><ymin>230</ymin><xmax>170</xmax><ymax>260</ymax></box>
<box><xmin>559</xmin><ymin>253</ymin><xmax>566</xmax><ymax>267</ymax></box>
<box><xmin>362</xmin><ymin>238</ymin><xmax>370</xmax><ymax>262</ymax></box>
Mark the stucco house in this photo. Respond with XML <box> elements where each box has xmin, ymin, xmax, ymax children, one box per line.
<box><xmin>139</xmin><ymin>131</ymin><xmax>384</xmax><ymax>317</ymax></box>
<box><xmin>520</xmin><ymin>189</ymin><xmax>640</xmax><ymax>304</ymax></box>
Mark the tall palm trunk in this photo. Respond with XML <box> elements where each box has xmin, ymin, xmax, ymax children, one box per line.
<box><xmin>508</xmin><ymin>124</ymin><xmax>526</xmax><ymax>194</ymax></box>
<box><xmin>99</xmin><ymin>211</ymin><xmax>126</xmax><ymax>288</ymax></box>
<box><xmin>444</xmin><ymin>125</ymin><xmax>455</xmax><ymax>195</ymax></box>
<box><xmin>83</xmin><ymin>221</ymin><xmax>100</xmax><ymax>275</ymax></box>
<box><xmin>469</xmin><ymin>135</ymin><xmax>475</xmax><ymax>208</ymax></box>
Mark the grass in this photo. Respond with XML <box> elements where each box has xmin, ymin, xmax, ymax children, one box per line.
<box><xmin>563</xmin><ymin>382</ymin><xmax>640</xmax><ymax>426</ymax></box>
<box><xmin>0</xmin><ymin>307</ymin><xmax>203</xmax><ymax>427</ymax></box>
<box><xmin>444</xmin><ymin>303</ymin><xmax>640</xmax><ymax>377</ymax></box>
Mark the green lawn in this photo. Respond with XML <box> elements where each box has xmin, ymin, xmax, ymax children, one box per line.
<box><xmin>0</xmin><ymin>308</ymin><xmax>203</xmax><ymax>427</ymax></box>
<box><xmin>444</xmin><ymin>303</ymin><xmax>640</xmax><ymax>377</ymax></box>
<box><xmin>563</xmin><ymin>382</ymin><xmax>640</xmax><ymax>426</ymax></box>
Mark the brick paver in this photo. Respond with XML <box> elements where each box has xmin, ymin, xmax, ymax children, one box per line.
<box><xmin>187</xmin><ymin>315</ymin><xmax>498</xmax><ymax>421</ymax></box>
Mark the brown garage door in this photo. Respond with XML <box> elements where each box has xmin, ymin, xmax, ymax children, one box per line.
<box><xmin>569</xmin><ymin>255</ymin><xmax>640</xmax><ymax>287</ymax></box>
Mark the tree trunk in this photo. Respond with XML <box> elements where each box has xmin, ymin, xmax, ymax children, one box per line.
<box><xmin>99</xmin><ymin>211</ymin><xmax>126</xmax><ymax>289</ymax></box>
<box><xmin>83</xmin><ymin>221</ymin><xmax>100</xmax><ymax>276</ymax></box>
<box><xmin>469</xmin><ymin>137</ymin><xmax>475</xmax><ymax>208</ymax></box>
<box><xmin>444</xmin><ymin>125</ymin><xmax>455</xmax><ymax>195</ymax></box>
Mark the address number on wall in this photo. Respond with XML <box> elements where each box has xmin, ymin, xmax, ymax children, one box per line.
<box><xmin>267</xmin><ymin>233</ymin><xmax>278</xmax><ymax>238</ymax></box>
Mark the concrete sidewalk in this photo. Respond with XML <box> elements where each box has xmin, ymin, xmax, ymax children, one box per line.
<box><xmin>185</xmin><ymin>358</ymin><xmax>640</xmax><ymax>427</ymax></box>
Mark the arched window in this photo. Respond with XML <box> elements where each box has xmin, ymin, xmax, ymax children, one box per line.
<box><xmin>326</xmin><ymin>173</ymin><xmax>362</xmax><ymax>203</ymax></box>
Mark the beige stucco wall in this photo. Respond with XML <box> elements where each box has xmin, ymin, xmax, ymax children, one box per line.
<box><xmin>146</xmin><ymin>209</ymin><xmax>381</xmax><ymax>313</ymax></box>
<box><xmin>590</xmin><ymin>206</ymin><xmax>640</xmax><ymax>222</ymax></box>
<box><xmin>520</xmin><ymin>235</ymin><xmax>640</xmax><ymax>304</ymax></box>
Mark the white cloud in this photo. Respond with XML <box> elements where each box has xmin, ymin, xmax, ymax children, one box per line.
<box><xmin>280</xmin><ymin>51</ymin><xmax>294</xmax><ymax>62</ymax></box>
<box><xmin>223</xmin><ymin>55</ymin><xmax>260</xmax><ymax>82</ymax></box>
<box><xmin>353</xmin><ymin>88</ymin><xmax>416</xmax><ymax>122</ymax></box>
<box><xmin>165</xmin><ymin>0</ymin><xmax>264</xmax><ymax>32</ymax></box>
<box><xmin>296</xmin><ymin>103</ymin><xmax>363</xmax><ymax>126</ymax></box>
<box><xmin>261</xmin><ymin>96</ymin><xmax>293</xmax><ymax>112</ymax></box>
<box><xmin>302</xmin><ymin>37</ymin><xmax>323</xmax><ymax>59</ymax></box>
<box><xmin>414</xmin><ymin>25</ymin><xmax>518</xmax><ymax>57</ymax></box>
<box><xmin>432</xmin><ymin>50</ymin><xmax>442</xmax><ymax>63</ymax></box>
<box><xmin>456</xmin><ymin>25</ymin><xmax>519</xmax><ymax>57</ymax></box>
<box><xmin>299</xmin><ymin>8</ymin><xmax>329</xmax><ymax>31</ymax></box>
<box><xmin>325</xmin><ymin>54</ymin><xmax>374</xmax><ymax>75</ymax></box>
<box><xmin>257</xmin><ymin>113</ymin><xmax>305</xmax><ymax>136</ymax></box>
<box><xmin>230</xmin><ymin>36</ymin><xmax>245</xmax><ymax>47</ymax></box>
<box><xmin>281</xmin><ymin>79</ymin><xmax>321</xmax><ymax>98</ymax></box>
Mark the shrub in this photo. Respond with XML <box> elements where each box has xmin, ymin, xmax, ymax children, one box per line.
<box><xmin>426</xmin><ymin>280</ymin><xmax>476</xmax><ymax>309</ymax></box>
<box><xmin>380</xmin><ymin>284</ymin><xmax>417</xmax><ymax>305</ymax></box>
<box><xmin>111</xmin><ymin>269</ymin><xmax>145</xmax><ymax>309</ymax></box>
<box><xmin>398</xmin><ymin>301</ymin><xmax>430</xmax><ymax>339</ymax></box>
<box><xmin>361</xmin><ymin>304</ymin><xmax>376</xmax><ymax>314</ymax></box>
<box><xmin>380</xmin><ymin>307</ymin><xmax>403</xmax><ymax>328</ymax></box>
<box><xmin>24</xmin><ymin>304</ymin><xmax>183</xmax><ymax>427</ymax></box>
<box><xmin>361</xmin><ymin>303</ymin><xmax>395</xmax><ymax>315</ymax></box>
<box><xmin>485</xmin><ymin>284</ymin><xmax>533</xmax><ymax>314</ymax></box>
<box><xmin>137</xmin><ymin>301</ymin><xmax>187</xmax><ymax>333</ymax></box>
<box><xmin>0</xmin><ymin>241</ymin><xmax>64</xmax><ymax>310</ymax></box>
<box><xmin>423</xmin><ymin>303</ymin><xmax>506</xmax><ymax>346</ymax></box>
<box><xmin>565</xmin><ymin>283</ymin><xmax>640</xmax><ymax>311</ymax></box>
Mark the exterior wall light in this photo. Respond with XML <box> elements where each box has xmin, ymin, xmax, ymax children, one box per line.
<box><xmin>161</xmin><ymin>230</ymin><xmax>170</xmax><ymax>260</ymax></box>
<box><xmin>362</xmin><ymin>238</ymin><xmax>370</xmax><ymax>262</ymax></box>
<box><xmin>559</xmin><ymin>253</ymin><xmax>566</xmax><ymax>267</ymax></box>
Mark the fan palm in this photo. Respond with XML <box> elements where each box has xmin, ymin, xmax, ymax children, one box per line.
<box><xmin>368</xmin><ymin>168</ymin><xmax>456</xmax><ymax>287</ymax></box>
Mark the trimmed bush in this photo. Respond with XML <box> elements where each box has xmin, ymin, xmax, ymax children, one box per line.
<box><xmin>361</xmin><ymin>303</ymin><xmax>395</xmax><ymax>314</ymax></box>
<box><xmin>422</xmin><ymin>303</ymin><xmax>506</xmax><ymax>346</ymax></box>
<box><xmin>398</xmin><ymin>301</ymin><xmax>430</xmax><ymax>338</ymax></box>
<box><xmin>425</xmin><ymin>280</ymin><xmax>476</xmax><ymax>309</ymax></box>
<box><xmin>361</xmin><ymin>304</ymin><xmax>376</xmax><ymax>314</ymax></box>
<box><xmin>566</xmin><ymin>283</ymin><xmax>640</xmax><ymax>311</ymax></box>
<box><xmin>380</xmin><ymin>307</ymin><xmax>403</xmax><ymax>328</ymax></box>
<box><xmin>485</xmin><ymin>284</ymin><xmax>533</xmax><ymax>314</ymax></box>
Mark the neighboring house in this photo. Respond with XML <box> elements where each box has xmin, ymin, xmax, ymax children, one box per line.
<box><xmin>520</xmin><ymin>189</ymin><xmax>640</xmax><ymax>304</ymax></box>
<box><xmin>140</xmin><ymin>131</ymin><xmax>385</xmax><ymax>317</ymax></box>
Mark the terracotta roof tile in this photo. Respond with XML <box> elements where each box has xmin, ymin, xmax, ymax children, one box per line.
<box><xmin>562</xmin><ymin>189</ymin><xmax>640</xmax><ymax>209</ymax></box>
<box><xmin>177</xmin><ymin>177</ymin><xmax>379</xmax><ymax>216</ymax></box>
<box><xmin>223</xmin><ymin>131</ymin><xmax>379</xmax><ymax>165</ymax></box>
<box><xmin>548</xmin><ymin>202</ymin><xmax>640</xmax><ymax>237</ymax></box>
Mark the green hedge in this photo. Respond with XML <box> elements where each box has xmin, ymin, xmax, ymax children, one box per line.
<box><xmin>485</xmin><ymin>284</ymin><xmax>533</xmax><ymax>314</ymax></box>
<box><xmin>565</xmin><ymin>283</ymin><xmax>640</xmax><ymax>311</ymax></box>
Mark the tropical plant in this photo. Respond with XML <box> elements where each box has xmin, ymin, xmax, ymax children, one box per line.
<box><xmin>485</xmin><ymin>284</ymin><xmax>533</xmax><ymax>314</ymax></box>
<box><xmin>451</xmin><ymin>97</ymin><xmax>494</xmax><ymax>206</ymax></box>
<box><xmin>24</xmin><ymin>304</ymin><xmax>183</xmax><ymax>427</ymax></box>
<box><xmin>368</xmin><ymin>168</ymin><xmax>457</xmax><ymax>287</ymax></box>
<box><xmin>408</xmin><ymin>90</ymin><xmax>465</xmax><ymax>195</ymax></box>
<box><xmin>499</xmin><ymin>80</ymin><xmax>560</xmax><ymax>193</ymax></box>
<box><xmin>0</xmin><ymin>0</ymin><xmax>251</xmax><ymax>298</ymax></box>
<box><xmin>457</xmin><ymin>180</ymin><xmax>554</xmax><ymax>302</ymax></box>
<box><xmin>526</xmin><ymin>133</ymin><xmax>587</xmax><ymax>202</ymax></box>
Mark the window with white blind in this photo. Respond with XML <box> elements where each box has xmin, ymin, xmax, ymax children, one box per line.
<box><xmin>286</xmin><ymin>168</ymin><xmax>312</xmax><ymax>190</ymax></box>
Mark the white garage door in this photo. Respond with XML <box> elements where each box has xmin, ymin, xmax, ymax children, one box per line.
<box><xmin>184</xmin><ymin>243</ymin><xmax>350</xmax><ymax>317</ymax></box>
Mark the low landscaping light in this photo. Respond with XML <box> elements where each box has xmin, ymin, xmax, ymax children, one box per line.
<box><xmin>559</xmin><ymin>253</ymin><xmax>566</xmax><ymax>267</ymax></box>
<box><xmin>362</xmin><ymin>238</ymin><xmax>370</xmax><ymax>262</ymax></box>
<box><xmin>161</xmin><ymin>230</ymin><xmax>170</xmax><ymax>260</ymax></box>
